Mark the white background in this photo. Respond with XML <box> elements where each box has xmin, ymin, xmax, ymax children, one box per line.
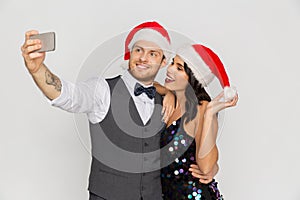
<box><xmin>1</xmin><ymin>0</ymin><xmax>300</xmax><ymax>199</ymax></box>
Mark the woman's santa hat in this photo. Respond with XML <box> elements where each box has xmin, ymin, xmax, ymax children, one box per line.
<box><xmin>177</xmin><ymin>44</ymin><xmax>236</xmax><ymax>101</ymax></box>
<box><xmin>124</xmin><ymin>21</ymin><xmax>172</xmax><ymax>62</ymax></box>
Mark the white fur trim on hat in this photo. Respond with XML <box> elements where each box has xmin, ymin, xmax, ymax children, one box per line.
<box><xmin>128</xmin><ymin>29</ymin><xmax>172</xmax><ymax>62</ymax></box>
<box><xmin>177</xmin><ymin>44</ymin><xmax>215</xmax><ymax>87</ymax></box>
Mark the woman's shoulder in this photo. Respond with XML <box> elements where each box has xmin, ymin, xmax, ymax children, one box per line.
<box><xmin>200</xmin><ymin>100</ymin><xmax>209</xmax><ymax>105</ymax></box>
<box><xmin>185</xmin><ymin>101</ymin><xmax>209</xmax><ymax>131</ymax></box>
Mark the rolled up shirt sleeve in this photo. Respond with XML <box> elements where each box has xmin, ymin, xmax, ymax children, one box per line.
<box><xmin>50</xmin><ymin>76</ymin><xmax>110</xmax><ymax>124</ymax></box>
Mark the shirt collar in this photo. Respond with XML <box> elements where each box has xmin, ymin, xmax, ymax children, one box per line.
<box><xmin>121</xmin><ymin>70</ymin><xmax>154</xmax><ymax>96</ymax></box>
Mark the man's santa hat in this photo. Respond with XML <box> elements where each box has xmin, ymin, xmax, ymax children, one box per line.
<box><xmin>124</xmin><ymin>21</ymin><xmax>172</xmax><ymax>62</ymax></box>
<box><xmin>177</xmin><ymin>44</ymin><xmax>236</xmax><ymax>101</ymax></box>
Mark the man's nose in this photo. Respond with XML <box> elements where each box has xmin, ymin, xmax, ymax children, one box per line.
<box><xmin>139</xmin><ymin>52</ymin><xmax>148</xmax><ymax>62</ymax></box>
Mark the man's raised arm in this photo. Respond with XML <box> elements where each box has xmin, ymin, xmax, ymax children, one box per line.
<box><xmin>21</xmin><ymin>30</ymin><xmax>61</xmax><ymax>100</ymax></box>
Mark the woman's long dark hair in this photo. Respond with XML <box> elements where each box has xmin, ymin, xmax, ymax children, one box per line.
<box><xmin>182</xmin><ymin>62</ymin><xmax>211</xmax><ymax>124</ymax></box>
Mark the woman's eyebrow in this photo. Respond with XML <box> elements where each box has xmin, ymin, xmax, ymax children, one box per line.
<box><xmin>176</xmin><ymin>62</ymin><xmax>184</xmax><ymax>67</ymax></box>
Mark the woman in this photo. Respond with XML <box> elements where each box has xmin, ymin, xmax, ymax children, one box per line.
<box><xmin>156</xmin><ymin>44</ymin><xmax>238</xmax><ymax>200</ymax></box>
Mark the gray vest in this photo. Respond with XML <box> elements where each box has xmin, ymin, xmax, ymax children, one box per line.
<box><xmin>88</xmin><ymin>76</ymin><xmax>165</xmax><ymax>200</ymax></box>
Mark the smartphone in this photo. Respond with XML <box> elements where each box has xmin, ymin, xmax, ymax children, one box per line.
<box><xmin>30</xmin><ymin>32</ymin><xmax>56</xmax><ymax>52</ymax></box>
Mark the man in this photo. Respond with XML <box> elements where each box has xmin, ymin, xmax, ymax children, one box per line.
<box><xmin>21</xmin><ymin>21</ymin><xmax>216</xmax><ymax>200</ymax></box>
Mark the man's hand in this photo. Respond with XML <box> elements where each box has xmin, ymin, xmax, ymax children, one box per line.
<box><xmin>189</xmin><ymin>163</ymin><xmax>219</xmax><ymax>184</ymax></box>
<box><xmin>21</xmin><ymin>30</ymin><xmax>61</xmax><ymax>100</ymax></box>
<box><xmin>21</xmin><ymin>30</ymin><xmax>46</xmax><ymax>74</ymax></box>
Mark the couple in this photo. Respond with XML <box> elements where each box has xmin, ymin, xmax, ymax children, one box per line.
<box><xmin>21</xmin><ymin>21</ymin><xmax>238</xmax><ymax>200</ymax></box>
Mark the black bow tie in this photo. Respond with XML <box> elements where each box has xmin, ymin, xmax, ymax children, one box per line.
<box><xmin>134</xmin><ymin>83</ymin><xmax>156</xmax><ymax>99</ymax></box>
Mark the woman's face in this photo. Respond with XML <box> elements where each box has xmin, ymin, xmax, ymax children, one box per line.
<box><xmin>164</xmin><ymin>55</ymin><xmax>189</xmax><ymax>92</ymax></box>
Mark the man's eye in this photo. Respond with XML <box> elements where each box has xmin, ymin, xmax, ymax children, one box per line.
<box><xmin>150</xmin><ymin>52</ymin><xmax>158</xmax><ymax>57</ymax></box>
<box><xmin>133</xmin><ymin>47</ymin><xmax>142</xmax><ymax>53</ymax></box>
<box><xmin>177</xmin><ymin>66</ymin><xmax>183</xmax><ymax>71</ymax></box>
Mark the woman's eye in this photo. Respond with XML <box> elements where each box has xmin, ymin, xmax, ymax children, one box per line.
<box><xmin>177</xmin><ymin>65</ymin><xmax>183</xmax><ymax>70</ymax></box>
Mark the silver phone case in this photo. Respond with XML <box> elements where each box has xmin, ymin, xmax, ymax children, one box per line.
<box><xmin>30</xmin><ymin>32</ymin><xmax>55</xmax><ymax>52</ymax></box>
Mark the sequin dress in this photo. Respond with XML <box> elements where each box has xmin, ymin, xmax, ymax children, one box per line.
<box><xmin>160</xmin><ymin>118</ymin><xmax>223</xmax><ymax>200</ymax></box>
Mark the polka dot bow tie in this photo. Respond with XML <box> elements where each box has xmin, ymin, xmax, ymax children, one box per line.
<box><xmin>134</xmin><ymin>83</ymin><xmax>156</xmax><ymax>99</ymax></box>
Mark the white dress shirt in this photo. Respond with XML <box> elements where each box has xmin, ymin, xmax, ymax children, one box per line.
<box><xmin>50</xmin><ymin>70</ymin><xmax>155</xmax><ymax>125</ymax></box>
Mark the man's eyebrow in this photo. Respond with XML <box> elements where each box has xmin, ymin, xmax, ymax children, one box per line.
<box><xmin>149</xmin><ymin>49</ymin><xmax>161</xmax><ymax>53</ymax></box>
<box><xmin>134</xmin><ymin>45</ymin><xmax>161</xmax><ymax>51</ymax></box>
<box><xmin>133</xmin><ymin>45</ymin><xmax>143</xmax><ymax>49</ymax></box>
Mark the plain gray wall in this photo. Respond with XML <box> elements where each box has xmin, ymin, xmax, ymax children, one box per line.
<box><xmin>1</xmin><ymin>0</ymin><xmax>300</xmax><ymax>199</ymax></box>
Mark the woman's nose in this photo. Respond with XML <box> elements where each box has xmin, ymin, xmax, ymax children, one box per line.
<box><xmin>167</xmin><ymin>63</ymin><xmax>175</xmax><ymax>73</ymax></box>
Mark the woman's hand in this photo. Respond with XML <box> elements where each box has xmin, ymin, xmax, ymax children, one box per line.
<box><xmin>205</xmin><ymin>92</ymin><xmax>238</xmax><ymax>117</ymax></box>
<box><xmin>162</xmin><ymin>90</ymin><xmax>175</xmax><ymax>123</ymax></box>
<box><xmin>189</xmin><ymin>163</ymin><xmax>219</xmax><ymax>184</ymax></box>
<box><xmin>153</xmin><ymin>81</ymin><xmax>175</xmax><ymax>123</ymax></box>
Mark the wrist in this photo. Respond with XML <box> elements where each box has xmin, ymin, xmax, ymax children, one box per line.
<box><xmin>29</xmin><ymin>63</ymin><xmax>44</xmax><ymax>76</ymax></box>
<box><xmin>204</xmin><ymin>110</ymin><xmax>216</xmax><ymax>119</ymax></box>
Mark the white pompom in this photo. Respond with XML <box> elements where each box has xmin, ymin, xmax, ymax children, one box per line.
<box><xmin>224</xmin><ymin>86</ymin><xmax>237</xmax><ymax>102</ymax></box>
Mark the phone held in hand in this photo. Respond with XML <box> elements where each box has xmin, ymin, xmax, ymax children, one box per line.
<box><xmin>30</xmin><ymin>32</ymin><xmax>56</xmax><ymax>52</ymax></box>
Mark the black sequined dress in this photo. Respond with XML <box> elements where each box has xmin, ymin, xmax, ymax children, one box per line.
<box><xmin>160</xmin><ymin>118</ymin><xmax>223</xmax><ymax>200</ymax></box>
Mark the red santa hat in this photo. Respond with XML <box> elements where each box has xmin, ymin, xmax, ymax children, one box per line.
<box><xmin>124</xmin><ymin>21</ymin><xmax>172</xmax><ymax>62</ymax></box>
<box><xmin>177</xmin><ymin>44</ymin><xmax>236</xmax><ymax>101</ymax></box>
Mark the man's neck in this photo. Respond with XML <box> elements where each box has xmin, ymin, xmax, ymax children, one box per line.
<box><xmin>127</xmin><ymin>70</ymin><xmax>153</xmax><ymax>86</ymax></box>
